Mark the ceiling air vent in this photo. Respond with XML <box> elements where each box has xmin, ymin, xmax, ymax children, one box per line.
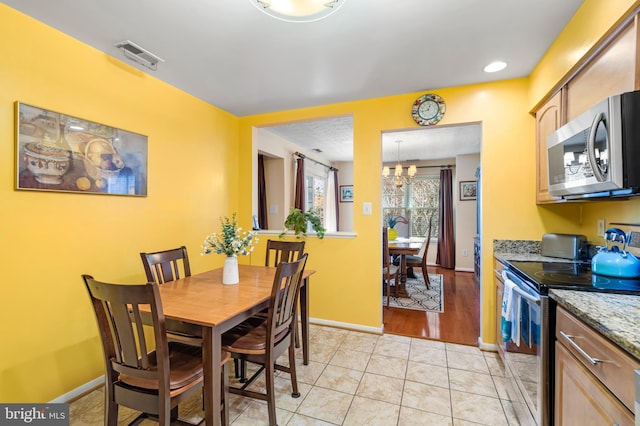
<box><xmin>115</xmin><ymin>40</ymin><xmax>164</xmax><ymax>71</ymax></box>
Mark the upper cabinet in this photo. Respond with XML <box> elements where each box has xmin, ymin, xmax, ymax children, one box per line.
<box><xmin>535</xmin><ymin>90</ymin><xmax>565</xmax><ymax>204</ymax></box>
<box><xmin>566</xmin><ymin>19</ymin><xmax>640</xmax><ymax>121</ymax></box>
<box><xmin>534</xmin><ymin>15</ymin><xmax>640</xmax><ymax>205</ymax></box>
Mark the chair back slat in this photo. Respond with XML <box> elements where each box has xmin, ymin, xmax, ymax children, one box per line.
<box><xmin>141</xmin><ymin>246</ymin><xmax>191</xmax><ymax>284</ymax></box>
<box><xmin>265</xmin><ymin>240</ymin><xmax>305</xmax><ymax>267</ymax></box>
<box><xmin>417</xmin><ymin>220</ymin><xmax>433</xmax><ymax>259</ymax></box>
<box><xmin>268</xmin><ymin>254</ymin><xmax>308</xmax><ymax>341</ymax></box>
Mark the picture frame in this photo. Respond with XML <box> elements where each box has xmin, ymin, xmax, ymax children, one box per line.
<box><xmin>339</xmin><ymin>185</ymin><xmax>354</xmax><ymax>203</ymax></box>
<box><xmin>16</xmin><ymin>102</ymin><xmax>148</xmax><ymax>196</ymax></box>
<box><xmin>459</xmin><ymin>180</ymin><xmax>477</xmax><ymax>201</ymax></box>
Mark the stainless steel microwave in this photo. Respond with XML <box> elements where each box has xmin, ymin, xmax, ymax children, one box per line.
<box><xmin>547</xmin><ymin>90</ymin><xmax>640</xmax><ymax>199</ymax></box>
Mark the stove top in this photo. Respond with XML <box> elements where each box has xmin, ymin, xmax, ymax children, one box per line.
<box><xmin>505</xmin><ymin>260</ymin><xmax>640</xmax><ymax>294</ymax></box>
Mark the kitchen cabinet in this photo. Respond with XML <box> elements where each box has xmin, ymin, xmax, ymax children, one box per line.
<box><xmin>535</xmin><ymin>90</ymin><xmax>565</xmax><ymax>204</ymax></box>
<box><xmin>554</xmin><ymin>306</ymin><xmax>637</xmax><ymax>425</ymax></box>
<box><xmin>566</xmin><ymin>18</ymin><xmax>640</xmax><ymax>121</ymax></box>
<box><xmin>533</xmin><ymin>14</ymin><xmax>640</xmax><ymax>205</ymax></box>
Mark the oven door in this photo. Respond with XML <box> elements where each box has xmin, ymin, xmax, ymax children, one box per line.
<box><xmin>499</xmin><ymin>270</ymin><xmax>550</xmax><ymax>425</ymax></box>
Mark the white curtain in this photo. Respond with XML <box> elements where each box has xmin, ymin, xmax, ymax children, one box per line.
<box><xmin>325</xmin><ymin>170</ymin><xmax>337</xmax><ymax>232</ymax></box>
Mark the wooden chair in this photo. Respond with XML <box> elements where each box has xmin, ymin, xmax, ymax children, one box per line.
<box><xmin>222</xmin><ymin>254</ymin><xmax>308</xmax><ymax>426</ymax></box>
<box><xmin>405</xmin><ymin>220</ymin><xmax>433</xmax><ymax>289</ymax></box>
<box><xmin>382</xmin><ymin>226</ymin><xmax>399</xmax><ymax>307</ymax></box>
<box><xmin>82</xmin><ymin>274</ymin><xmax>230</xmax><ymax>426</ymax></box>
<box><xmin>140</xmin><ymin>246</ymin><xmax>202</xmax><ymax>343</ymax></box>
<box><xmin>141</xmin><ymin>246</ymin><xmax>191</xmax><ymax>284</ymax></box>
<box><xmin>264</xmin><ymin>239</ymin><xmax>305</xmax><ymax>267</ymax></box>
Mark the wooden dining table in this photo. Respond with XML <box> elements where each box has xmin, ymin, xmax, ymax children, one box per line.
<box><xmin>150</xmin><ymin>264</ymin><xmax>314</xmax><ymax>426</ymax></box>
<box><xmin>388</xmin><ymin>240</ymin><xmax>421</xmax><ymax>297</ymax></box>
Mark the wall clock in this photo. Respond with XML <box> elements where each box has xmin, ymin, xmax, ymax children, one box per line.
<box><xmin>411</xmin><ymin>93</ymin><xmax>446</xmax><ymax>126</ymax></box>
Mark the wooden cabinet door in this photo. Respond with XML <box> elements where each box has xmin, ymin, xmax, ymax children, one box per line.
<box><xmin>535</xmin><ymin>90</ymin><xmax>565</xmax><ymax>204</ymax></box>
<box><xmin>566</xmin><ymin>20</ymin><xmax>639</xmax><ymax>121</ymax></box>
<box><xmin>554</xmin><ymin>342</ymin><xmax>634</xmax><ymax>426</ymax></box>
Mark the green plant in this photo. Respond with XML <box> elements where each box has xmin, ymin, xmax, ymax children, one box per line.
<box><xmin>280</xmin><ymin>208</ymin><xmax>326</xmax><ymax>239</ymax></box>
<box><xmin>202</xmin><ymin>213</ymin><xmax>258</xmax><ymax>256</ymax></box>
<box><xmin>386</xmin><ymin>215</ymin><xmax>407</xmax><ymax>229</ymax></box>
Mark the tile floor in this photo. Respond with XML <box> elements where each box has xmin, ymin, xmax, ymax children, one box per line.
<box><xmin>69</xmin><ymin>324</ymin><xmax>522</xmax><ymax>425</ymax></box>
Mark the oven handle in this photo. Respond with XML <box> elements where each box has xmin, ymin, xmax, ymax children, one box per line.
<box><xmin>499</xmin><ymin>269</ymin><xmax>541</xmax><ymax>305</ymax></box>
<box><xmin>559</xmin><ymin>331</ymin><xmax>602</xmax><ymax>365</ymax></box>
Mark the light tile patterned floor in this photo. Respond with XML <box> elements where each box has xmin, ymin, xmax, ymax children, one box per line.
<box><xmin>69</xmin><ymin>324</ymin><xmax>520</xmax><ymax>425</ymax></box>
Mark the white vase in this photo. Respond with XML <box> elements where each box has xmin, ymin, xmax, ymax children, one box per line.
<box><xmin>222</xmin><ymin>256</ymin><xmax>239</xmax><ymax>285</ymax></box>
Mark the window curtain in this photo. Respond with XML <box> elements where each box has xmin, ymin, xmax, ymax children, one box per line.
<box><xmin>257</xmin><ymin>154</ymin><xmax>268</xmax><ymax>230</ymax></box>
<box><xmin>325</xmin><ymin>169</ymin><xmax>338</xmax><ymax>232</ymax></box>
<box><xmin>333</xmin><ymin>169</ymin><xmax>339</xmax><ymax>231</ymax></box>
<box><xmin>294</xmin><ymin>157</ymin><xmax>305</xmax><ymax>211</ymax></box>
<box><xmin>436</xmin><ymin>168</ymin><xmax>455</xmax><ymax>269</ymax></box>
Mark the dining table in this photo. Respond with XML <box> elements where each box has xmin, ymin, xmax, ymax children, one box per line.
<box><xmin>149</xmin><ymin>264</ymin><xmax>314</xmax><ymax>426</ymax></box>
<box><xmin>388</xmin><ymin>240</ymin><xmax>422</xmax><ymax>297</ymax></box>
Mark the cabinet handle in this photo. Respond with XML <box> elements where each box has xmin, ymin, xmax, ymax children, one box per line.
<box><xmin>559</xmin><ymin>331</ymin><xmax>602</xmax><ymax>365</ymax></box>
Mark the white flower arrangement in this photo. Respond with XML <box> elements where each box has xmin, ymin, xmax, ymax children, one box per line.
<box><xmin>202</xmin><ymin>213</ymin><xmax>258</xmax><ymax>257</ymax></box>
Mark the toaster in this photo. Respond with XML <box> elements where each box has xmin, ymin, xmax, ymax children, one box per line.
<box><xmin>541</xmin><ymin>233</ymin><xmax>588</xmax><ymax>260</ymax></box>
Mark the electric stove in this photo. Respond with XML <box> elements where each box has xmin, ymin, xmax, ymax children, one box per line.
<box><xmin>505</xmin><ymin>260</ymin><xmax>640</xmax><ymax>294</ymax></box>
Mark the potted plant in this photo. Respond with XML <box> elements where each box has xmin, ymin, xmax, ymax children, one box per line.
<box><xmin>280</xmin><ymin>207</ymin><xmax>326</xmax><ymax>239</ymax></box>
<box><xmin>202</xmin><ymin>213</ymin><xmax>258</xmax><ymax>284</ymax></box>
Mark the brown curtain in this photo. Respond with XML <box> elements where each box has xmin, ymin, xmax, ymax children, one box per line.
<box><xmin>257</xmin><ymin>154</ymin><xmax>268</xmax><ymax>229</ymax></box>
<box><xmin>294</xmin><ymin>157</ymin><xmax>305</xmax><ymax>211</ymax></box>
<box><xmin>436</xmin><ymin>168</ymin><xmax>455</xmax><ymax>269</ymax></box>
<box><xmin>333</xmin><ymin>169</ymin><xmax>340</xmax><ymax>231</ymax></box>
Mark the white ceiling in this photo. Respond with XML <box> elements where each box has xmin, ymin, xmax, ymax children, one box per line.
<box><xmin>3</xmin><ymin>0</ymin><xmax>582</xmax><ymax>161</ymax></box>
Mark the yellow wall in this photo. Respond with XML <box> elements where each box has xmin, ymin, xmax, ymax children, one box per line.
<box><xmin>239</xmin><ymin>80</ymin><xmax>584</xmax><ymax>346</ymax></box>
<box><xmin>0</xmin><ymin>5</ymin><xmax>240</xmax><ymax>402</ymax></box>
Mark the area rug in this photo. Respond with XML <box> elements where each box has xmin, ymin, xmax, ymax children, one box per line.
<box><xmin>387</xmin><ymin>274</ymin><xmax>444</xmax><ymax>312</ymax></box>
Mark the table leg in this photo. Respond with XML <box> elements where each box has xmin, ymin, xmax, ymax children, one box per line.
<box><xmin>202</xmin><ymin>327</ymin><xmax>222</xmax><ymax>426</ymax></box>
<box><xmin>300</xmin><ymin>277</ymin><xmax>309</xmax><ymax>365</ymax></box>
<box><xmin>398</xmin><ymin>254</ymin><xmax>408</xmax><ymax>296</ymax></box>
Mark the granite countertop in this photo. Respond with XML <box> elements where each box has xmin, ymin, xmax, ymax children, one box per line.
<box><xmin>493</xmin><ymin>239</ymin><xmax>576</xmax><ymax>263</ymax></box>
<box><xmin>550</xmin><ymin>289</ymin><xmax>640</xmax><ymax>361</ymax></box>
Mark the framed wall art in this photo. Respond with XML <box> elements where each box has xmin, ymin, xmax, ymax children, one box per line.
<box><xmin>15</xmin><ymin>102</ymin><xmax>148</xmax><ymax>196</ymax></box>
<box><xmin>459</xmin><ymin>180</ymin><xmax>477</xmax><ymax>201</ymax></box>
<box><xmin>339</xmin><ymin>185</ymin><xmax>353</xmax><ymax>202</ymax></box>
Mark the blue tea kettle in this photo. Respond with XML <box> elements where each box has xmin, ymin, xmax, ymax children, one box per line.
<box><xmin>591</xmin><ymin>228</ymin><xmax>640</xmax><ymax>278</ymax></box>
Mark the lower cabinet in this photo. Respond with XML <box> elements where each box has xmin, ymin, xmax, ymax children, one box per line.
<box><xmin>554</xmin><ymin>306</ymin><xmax>636</xmax><ymax>425</ymax></box>
<box><xmin>554</xmin><ymin>342</ymin><xmax>634</xmax><ymax>425</ymax></box>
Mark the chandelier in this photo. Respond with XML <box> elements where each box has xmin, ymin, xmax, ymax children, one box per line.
<box><xmin>250</xmin><ymin>0</ymin><xmax>346</xmax><ymax>23</ymax></box>
<box><xmin>382</xmin><ymin>140</ymin><xmax>417</xmax><ymax>188</ymax></box>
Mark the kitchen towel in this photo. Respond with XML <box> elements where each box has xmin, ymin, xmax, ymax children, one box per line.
<box><xmin>500</xmin><ymin>270</ymin><xmax>522</xmax><ymax>346</ymax></box>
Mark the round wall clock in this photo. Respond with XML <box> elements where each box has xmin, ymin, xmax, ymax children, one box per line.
<box><xmin>411</xmin><ymin>93</ymin><xmax>446</xmax><ymax>126</ymax></box>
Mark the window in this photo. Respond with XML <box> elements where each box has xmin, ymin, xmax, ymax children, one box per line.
<box><xmin>382</xmin><ymin>176</ymin><xmax>439</xmax><ymax>238</ymax></box>
<box><xmin>306</xmin><ymin>174</ymin><xmax>326</xmax><ymax>223</ymax></box>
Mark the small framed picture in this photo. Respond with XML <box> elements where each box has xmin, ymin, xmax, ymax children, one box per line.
<box><xmin>339</xmin><ymin>185</ymin><xmax>354</xmax><ymax>203</ymax></box>
<box><xmin>459</xmin><ymin>181</ymin><xmax>477</xmax><ymax>201</ymax></box>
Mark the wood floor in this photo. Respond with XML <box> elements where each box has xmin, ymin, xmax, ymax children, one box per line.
<box><xmin>383</xmin><ymin>266</ymin><xmax>480</xmax><ymax>346</ymax></box>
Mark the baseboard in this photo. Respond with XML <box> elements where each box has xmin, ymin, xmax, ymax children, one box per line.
<box><xmin>310</xmin><ymin>317</ymin><xmax>383</xmax><ymax>334</ymax></box>
<box><xmin>477</xmin><ymin>336</ymin><xmax>498</xmax><ymax>352</ymax></box>
<box><xmin>50</xmin><ymin>375</ymin><xmax>104</xmax><ymax>403</ymax></box>
<box><xmin>455</xmin><ymin>267</ymin><xmax>474</xmax><ymax>272</ymax></box>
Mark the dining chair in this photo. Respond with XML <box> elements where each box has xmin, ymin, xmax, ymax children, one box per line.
<box><xmin>382</xmin><ymin>226</ymin><xmax>399</xmax><ymax>307</ymax></box>
<box><xmin>265</xmin><ymin>239</ymin><xmax>305</xmax><ymax>343</ymax></box>
<box><xmin>82</xmin><ymin>274</ymin><xmax>230</xmax><ymax>426</ymax></box>
<box><xmin>405</xmin><ymin>220</ymin><xmax>433</xmax><ymax>289</ymax></box>
<box><xmin>140</xmin><ymin>246</ymin><xmax>203</xmax><ymax>343</ymax></box>
<box><xmin>222</xmin><ymin>254</ymin><xmax>308</xmax><ymax>426</ymax></box>
<box><xmin>264</xmin><ymin>239</ymin><xmax>305</xmax><ymax>267</ymax></box>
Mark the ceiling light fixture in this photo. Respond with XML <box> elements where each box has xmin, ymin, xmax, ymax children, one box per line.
<box><xmin>250</xmin><ymin>0</ymin><xmax>346</xmax><ymax>23</ymax></box>
<box><xmin>382</xmin><ymin>140</ymin><xmax>416</xmax><ymax>188</ymax></box>
<box><xmin>483</xmin><ymin>61</ymin><xmax>507</xmax><ymax>73</ymax></box>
